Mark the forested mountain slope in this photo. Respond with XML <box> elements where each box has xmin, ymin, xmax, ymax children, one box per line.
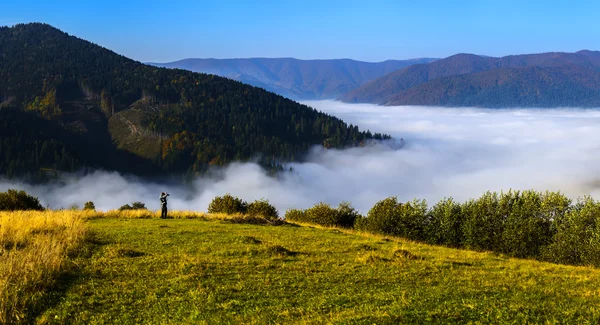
<box><xmin>0</xmin><ymin>23</ymin><xmax>387</xmax><ymax>180</ymax></box>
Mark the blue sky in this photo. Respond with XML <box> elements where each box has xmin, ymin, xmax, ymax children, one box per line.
<box><xmin>1</xmin><ymin>0</ymin><xmax>598</xmax><ymax>63</ymax></box>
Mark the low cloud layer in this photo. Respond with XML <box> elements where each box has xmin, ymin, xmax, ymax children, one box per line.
<box><xmin>2</xmin><ymin>100</ymin><xmax>600</xmax><ymax>213</ymax></box>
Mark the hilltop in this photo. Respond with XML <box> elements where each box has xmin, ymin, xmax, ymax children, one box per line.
<box><xmin>0</xmin><ymin>23</ymin><xmax>387</xmax><ymax>180</ymax></box>
<box><xmin>148</xmin><ymin>57</ymin><xmax>438</xmax><ymax>100</ymax></box>
<box><xmin>340</xmin><ymin>50</ymin><xmax>600</xmax><ymax>107</ymax></box>
<box><xmin>6</xmin><ymin>187</ymin><xmax>600</xmax><ymax>323</ymax></box>
<box><xmin>6</xmin><ymin>212</ymin><xmax>600</xmax><ymax>324</ymax></box>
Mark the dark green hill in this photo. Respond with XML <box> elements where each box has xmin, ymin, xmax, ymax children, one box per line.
<box><xmin>0</xmin><ymin>23</ymin><xmax>387</xmax><ymax>180</ymax></box>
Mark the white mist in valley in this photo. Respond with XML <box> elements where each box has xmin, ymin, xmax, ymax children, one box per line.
<box><xmin>2</xmin><ymin>100</ymin><xmax>600</xmax><ymax>213</ymax></box>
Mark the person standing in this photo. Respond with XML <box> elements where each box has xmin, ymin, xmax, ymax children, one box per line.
<box><xmin>160</xmin><ymin>192</ymin><xmax>169</xmax><ymax>218</ymax></box>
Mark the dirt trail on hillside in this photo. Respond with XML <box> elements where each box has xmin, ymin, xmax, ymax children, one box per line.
<box><xmin>117</xmin><ymin>114</ymin><xmax>140</xmax><ymax>135</ymax></box>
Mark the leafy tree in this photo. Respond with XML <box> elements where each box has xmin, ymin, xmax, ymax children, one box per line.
<box><xmin>542</xmin><ymin>196</ymin><xmax>600</xmax><ymax>266</ymax></box>
<box><xmin>25</xmin><ymin>89</ymin><xmax>62</xmax><ymax>119</ymax></box>
<box><xmin>284</xmin><ymin>209</ymin><xmax>306</xmax><ymax>223</ymax></box>
<box><xmin>500</xmin><ymin>190</ymin><xmax>568</xmax><ymax>258</ymax></box>
<box><xmin>131</xmin><ymin>202</ymin><xmax>147</xmax><ymax>210</ymax></box>
<box><xmin>0</xmin><ymin>189</ymin><xmax>44</xmax><ymax>211</ymax></box>
<box><xmin>119</xmin><ymin>202</ymin><xmax>147</xmax><ymax>210</ymax></box>
<box><xmin>118</xmin><ymin>204</ymin><xmax>133</xmax><ymax>210</ymax></box>
<box><xmin>208</xmin><ymin>194</ymin><xmax>247</xmax><ymax>214</ymax></box>
<box><xmin>284</xmin><ymin>202</ymin><xmax>360</xmax><ymax>228</ymax></box>
<box><xmin>84</xmin><ymin>201</ymin><xmax>96</xmax><ymax>211</ymax></box>
<box><xmin>247</xmin><ymin>199</ymin><xmax>279</xmax><ymax>220</ymax></box>
<box><xmin>357</xmin><ymin>197</ymin><xmax>428</xmax><ymax>241</ymax></box>
<box><xmin>461</xmin><ymin>191</ymin><xmax>506</xmax><ymax>251</ymax></box>
<box><xmin>428</xmin><ymin>197</ymin><xmax>464</xmax><ymax>247</ymax></box>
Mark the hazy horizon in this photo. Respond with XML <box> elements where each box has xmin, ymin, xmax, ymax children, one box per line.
<box><xmin>148</xmin><ymin>56</ymin><xmax>441</xmax><ymax>65</ymax></box>
<box><xmin>2</xmin><ymin>101</ymin><xmax>599</xmax><ymax>214</ymax></box>
<box><xmin>2</xmin><ymin>1</ymin><xmax>599</xmax><ymax>63</ymax></box>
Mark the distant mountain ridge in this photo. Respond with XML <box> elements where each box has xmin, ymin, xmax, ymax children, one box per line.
<box><xmin>148</xmin><ymin>57</ymin><xmax>438</xmax><ymax>100</ymax></box>
<box><xmin>340</xmin><ymin>50</ymin><xmax>600</xmax><ymax>107</ymax></box>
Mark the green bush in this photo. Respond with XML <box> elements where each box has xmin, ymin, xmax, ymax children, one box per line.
<box><xmin>456</xmin><ymin>190</ymin><xmax>571</xmax><ymax>256</ymax></box>
<box><xmin>427</xmin><ymin>197</ymin><xmax>464</xmax><ymax>247</ymax></box>
<box><xmin>542</xmin><ymin>196</ymin><xmax>600</xmax><ymax>266</ymax></box>
<box><xmin>119</xmin><ymin>204</ymin><xmax>133</xmax><ymax>210</ymax></box>
<box><xmin>284</xmin><ymin>208</ymin><xmax>306</xmax><ymax>222</ymax></box>
<box><xmin>274</xmin><ymin>190</ymin><xmax>600</xmax><ymax>268</ymax></box>
<box><xmin>0</xmin><ymin>189</ymin><xmax>44</xmax><ymax>211</ymax></box>
<box><xmin>131</xmin><ymin>202</ymin><xmax>147</xmax><ymax>210</ymax></box>
<box><xmin>285</xmin><ymin>202</ymin><xmax>360</xmax><ymax>228</ymax></box>
<box><xmin>336</xmin><ymin>201</ymin><xmax>361</xmax><ymax>228</ymax></box>
<box><xmin>247</xmin><ymin>199</ymin><xmax>279</xmax><ymax>220</ymax></box>
<box><xmin>461</xmin><ymin>191</ymin><xmax>506</xmax><ymax>251</ymax></box>
<box><xmin>304</xmin><ymin>202</ymin><xmax>341</xmax><ymax>227</ymax></box>
<box><xmin>84</xmin><ymin>201</ymin><xmax>96</xmax><ymax>211</ymax></box>
<box><xmin>357</xmin><ymin>197</ymin><xmax>428</xmax><ymax>241</ymax></box>
<box><xmin>208</xmin><ymin>194</ymin><xmax>247</xmax><ymax>214</ymax></box>
<box><xmin>119</xmin><ymin>201</ymin><xmax>147</xmax><ymax>210</ymax></box>
<box><xmin>499</xmin><ymin>190</ymin><xmax>569</xmax><ymax>258</ymax></box>
<box><xmin>356</xmin><ymin>197</ymin><xmax>400</xmax><ymax>235</ymax></box>
<box><xmin>307</xmin><ymin>202</ymin><xmax>360</xmax><ymax>228</ymax></box>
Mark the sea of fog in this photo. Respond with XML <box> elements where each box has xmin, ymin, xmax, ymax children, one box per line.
<box><xmin>2</xmin><ymin>100</ymin><xmax>600</xmax><ymax>213</ymax></box>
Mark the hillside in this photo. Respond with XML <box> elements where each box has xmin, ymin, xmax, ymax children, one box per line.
<box><xmin>149</xmin><ymin>57</ymin><xmax>437</xmax><ymax>100</ymax></box>
<box><xmin>340</xmin><ymin>50</ymin><xmax>600</xmax><ymax>107</ymax></box>
<box><xmin>387</xmin><ymin>65</ymin><xmax>600</xmax><ymax>107</ymax></box>
<box><xmin>7</xmin><ymin>211</ymin><xmax>600</xmax><ymax>324</ymax></box>
<box><xmin>0</xmin><ymin>23</ymin><xmax>387</xmax><ymax>180</ymax></box>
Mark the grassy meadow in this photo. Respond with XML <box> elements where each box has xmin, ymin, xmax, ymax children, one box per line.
<box><xmin>3</xmin><ymin>210</ymin><xmax>600</xmax><ymax>324</ymax></box>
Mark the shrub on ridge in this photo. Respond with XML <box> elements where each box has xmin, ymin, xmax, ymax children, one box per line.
<box><xmin>208</xmin><ymin>194</ymin><xmax>247</xmax><ymax>214</ymax></box>
<box><xmin>285</xmin><ymin>201</ymin><xmax>360</xmax><ymax>228</ymax></box>
<box><xmin>247</xmin><ymin>199</ymin><xmax>279</xmax><ymax>220</ymax></box>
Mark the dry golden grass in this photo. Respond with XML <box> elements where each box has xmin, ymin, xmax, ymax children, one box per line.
<box><xmin>98</xmin><ymin>209</ymin><xmax>206</xmax><ymax>219</ymax></box>
<box><xmin>91</xmin><ymin>209</ymin><xmax>283</xmax><ymax>224</ymax></box>
<box><xmin>0</xmin><ymin>210</ymin><xmax>87</xmax><ymax>324</ymax></box>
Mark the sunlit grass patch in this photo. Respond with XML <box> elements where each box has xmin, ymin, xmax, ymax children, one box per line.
<box><xmin>99</xmin><ymin>209</ymin><xmax>206</xmax><ymax>219</ymax></box>
<box><xmin>0</xmin><ymin>210</ymin><xmax>87</xmax><ymax>324</ymax></box>
<box><xmin>4</xmin><ymin>209</ymin><xmax>600</xmax><ymax>323</ymax></box>
<box><xmin>37</xmin><ymin>217</ymin><xmax>600</xmax><ymax>324</ymax></box>
<box><xmin>91</xmin><ymin>209</ymin><xmax>285</xmax><ymax>225</ymax></box>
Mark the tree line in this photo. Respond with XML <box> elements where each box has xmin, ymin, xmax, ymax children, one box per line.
<box><xmin>286</xmin><ymin>189</ymin><xmax>600</xmax><ymax>268</ymax></box>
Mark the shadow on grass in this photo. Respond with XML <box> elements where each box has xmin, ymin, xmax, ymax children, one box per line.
<box><xmin>266</xmin><ymin>245</ymin><xmax>299</xmax><ymax>257</ymax></box>
<box><xmin>241</xmin><ymin>236</ymin><xmax>263</xmax><ymax>244</ymax></box>
<box><xmin>281</xmin><ymin>222</ymin><xmax>301</xmax><ymax>227</ymax></box>
<box><xmin>224</xmin><ymin>216</ymin><xmax>288</xmax><ymax>226</ymax></box>
<box><xmin>114</xmin><ymin>248</ymin><xmax>146</xmax><ymax>258</ymax></box>
<box><xmin>25</xmin><ymin>230</ymin><xmax>108</xmax><ymax>324</ymax></box>
<box><xmin>350</xmin><ymin>315</ymin><xmax>403</xmax><ymax>324</ymax></box>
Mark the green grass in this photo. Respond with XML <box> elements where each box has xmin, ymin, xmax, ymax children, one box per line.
<box><xmin>38</xmin><ymin>218</ymin><xmax>600</xmax><ymax>324</ymax></box>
